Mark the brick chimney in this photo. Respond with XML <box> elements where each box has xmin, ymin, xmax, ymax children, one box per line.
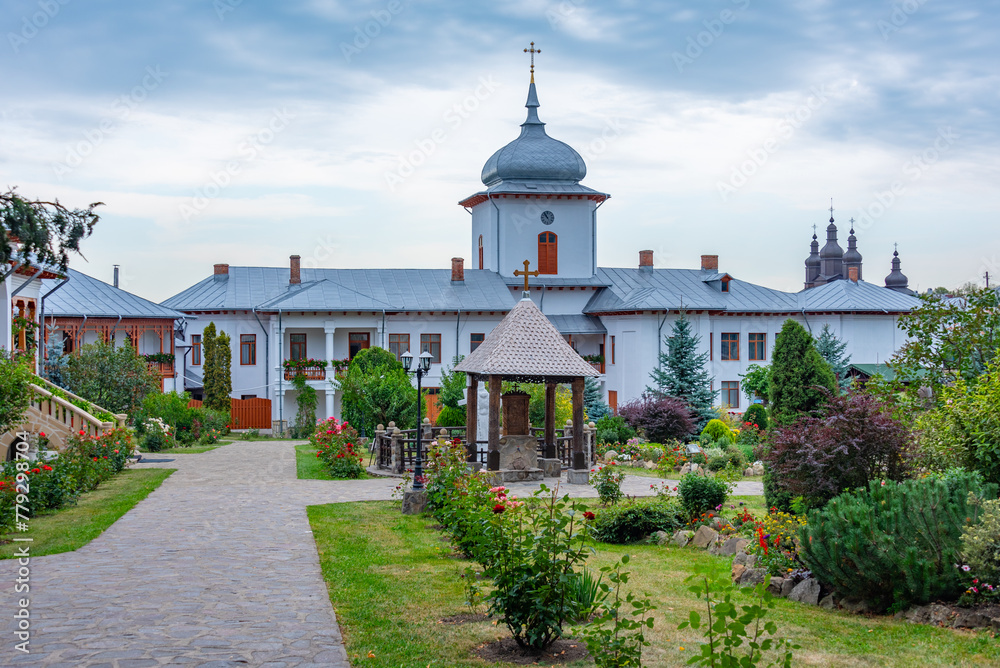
<box><xmin>214</xmin><ymin>263</ymin><xmax>229</xmax><ymax>281</ymax></box>
<box><xmin>451</xmin><ymin>257</ymin><xmax>465</xmax><ymax>282</ymax></box>
<box><xmin>848</xmin><ymin>266</ymin><xmax>859</xmax><ymax>282</ymax></box>
<box><xmin>639</xmin><ymin>250</ymin><xmax>653</xmax><ymax>268</ymax></box>
<box><xmin>701</xmin><ymin>255</ymin><xmax>719</xmax><ymax>272</ymax></box>
<box><xmin>289</xmin><ymin>255</ymin><xmax>301</xmax><ymax>285</ymax></box>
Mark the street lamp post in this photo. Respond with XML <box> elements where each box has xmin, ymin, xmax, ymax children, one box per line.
<box><xmin>401</xmin><ymin>350</ymin><xmax>433</xmax><ymax>491</ymax></box>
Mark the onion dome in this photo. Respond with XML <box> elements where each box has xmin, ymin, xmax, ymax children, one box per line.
<box><xmin>843</xmin><ymin>226</ymin><xmax>862</xmax><ymax>265</ymax></box>
<box><xmin>481</xmin><ymin>82</ymin><xmax>587</xmax><ymax>186</ymax></box>
<box><xmin>819</xmin><ymin>215</ymin><xmax>844</xmax><ymax>260</ymax></box>
<box><xmin>884</xmin><ymin>249</ymin><xmax>910</xmax><ymax>292</ymax></box>
<box><xmin>805</xmin><ymin>233</ymin><xmax>821</xmax><ymax>269</ymax></box>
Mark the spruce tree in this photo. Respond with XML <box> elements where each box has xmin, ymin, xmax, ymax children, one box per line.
<box><xmin>814</xmin><ymin>324</ymin><xmax>851</xmax><ymax>391</ymax></box>
<box><xmin>583</xmin><ymin>376</ymin><xmax>611</xmax><ymax>421</ymax></box>
<box><xmin>42</xmin><ymin>323</ymin><xmax>68</xmax><ymax>387</ymax></box>
<box><xmin>647</xmin><ymin>312</ymin><xmax>716</xmax><ymax>428</ymax></box>
<box><xmin>769</xmin><ymin>319</ymin><xmax>837</xmax><ymax>426</ymax></box>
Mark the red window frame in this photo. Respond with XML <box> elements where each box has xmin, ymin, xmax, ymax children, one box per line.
<box><xmin>388</xmin><ymin>333</ymin><xmax>409</xmax><ymax>361</ymax></box>
<box><xmin>191</xmin><ymin>334</ymin><xmax>202</xmax><ymax>366</ymax></box>
<box><xmin>721</xmin><ymin>332</ymin><xmax>739</xmax><ymax>361</ymax></box>
<box><xmin>240</xmin><ymin>334</ymin><xmax>256</xmax><ymax>365</ymax></box>
<box><xmin>421</xmin><ymin>333</ymin><xmax>442</xmax><ymax>364</ymax></box>
<box><xmin>349</xmin><ymin>332</ymin><xmax>370</xmax><ymax>359</ymax></box>
<box><xmin>478</xmin><ymin>235</ymin><xmax>484</xmax><ymax>270</ymax></box>
<box><xmin>748</xmin><ymin>333</ymin><xmax>766</xmax><ymax>361</ymax></box>
<box><xmin>722</xmin><ymin>381</ymin><xmax>740</xmax><ymax>408</ymax></box>
<box><xmin>289</xmin><ymin>333</ymin><xmax>307</xmax><ymax>361</ymax></box>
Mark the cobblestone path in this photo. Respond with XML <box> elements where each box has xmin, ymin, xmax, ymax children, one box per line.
<box><xmin>0</xmin><ymin>440</ymin><xmax>763</xmax><ymax>667</ymax></box>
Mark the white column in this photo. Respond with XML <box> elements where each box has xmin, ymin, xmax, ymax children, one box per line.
<box><xmin>324</xmin><ymin>325</ymin><xmax>335</xmax><ymax>363</ymax></box>
<box><xmin>325</xmin><ymin>390</ymin><xmax>335</xmax><ymax>421</ymax></box>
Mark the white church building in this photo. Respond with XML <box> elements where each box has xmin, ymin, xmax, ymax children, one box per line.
<box><xmin>161</xmin><ymin>72</ymin><xmax>920</xmax><ymax>428</ymax></box>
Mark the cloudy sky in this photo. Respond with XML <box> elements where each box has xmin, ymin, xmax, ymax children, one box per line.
<box><xmin>2</xmin><ymin>0</ymin><xmax>997</xmax><ymax>301</ymax></box>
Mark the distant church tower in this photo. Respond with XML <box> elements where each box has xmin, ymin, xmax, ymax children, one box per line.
<box><xmin>458</xmin><ymin>43</ymin><xmax>609</xmax><ymax>280</ymax></box>
<box><xmin>884</xmin><ymin>246</ymin><xmax>913</xmax><ymax>295</ymax></box>
<box><xmin>804</xmin><ymin>203</ymin><xmax>865</xmax><ymax>288</ymax></box>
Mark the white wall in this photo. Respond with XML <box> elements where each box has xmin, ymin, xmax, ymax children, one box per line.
<box><xmin>472</xmin><ymin>195</ymin><xmax>597</xmax><ymax>280</ymax></box>
<box><xmin>0</xmin><ymin>276</ymin><xmax>10</xmax><ymax>352</ymax></box>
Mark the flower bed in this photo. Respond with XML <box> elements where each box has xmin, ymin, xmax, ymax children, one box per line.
<box><xmin>310</xmin><ymin>417</ymin><xmax>365</xmax><ymax>479</ymax></box>
<box><xmin>0</xmin><ymin>428</ymin><xmax>136</xmax><ymax>535</ymax></box>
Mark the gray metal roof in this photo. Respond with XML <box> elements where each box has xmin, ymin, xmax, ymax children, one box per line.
<box><xmin>481</xmin><ymin>82</ymin><xmax>587</xmax><ymax>187</ymax></box>
<box><xmin>797</xmin><ymin>278</ymin><xmax>920</xmax><ymax>311</ymax></box>
<box><xmin>503</xmin><ymin>275</ymin><xmax>610</xmax><ymax>288</ymax></box>
<box><xmin>584</xmin><ymin>268</ymin><xmax>920</xmax><ymax>314</ymax></box>
<box><xmin>43</xmin><ymin>269</ymin><xmax>185</xmax><ymax>319</ymax></box>
<box><xmin>546</xmin><ymin>314</ymin><xmax>606</xmax><ymax>335</ymax></box>
<box><xmin>162</xmin><ymin>267</ymin><xmax>516</xmax><ymax>312</ymax></box>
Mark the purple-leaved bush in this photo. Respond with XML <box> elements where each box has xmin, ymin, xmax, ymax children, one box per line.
<box><xmin>766</xmin><ymin>390</ymin><xmax>914</xmax><ymax>507</ymax></box>
<box><xmin>619</xmin><ymin>395</ymin><xmax>696</xmax><ymax>443</ymax></box>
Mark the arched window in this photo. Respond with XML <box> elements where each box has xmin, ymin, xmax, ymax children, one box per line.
<box><xmin>538</xmin><ymin>232</ymin><xmax>557</xmax><ymax>274</ymax></box>
<box><xmin>478</xmin><ymin>235</ymin><xmax>484</xmax><ymax>270</ymax></box>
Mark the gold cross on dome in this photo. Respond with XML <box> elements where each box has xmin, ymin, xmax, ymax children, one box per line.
<box><xmin>514</xmin><ymin>259</ymin><xmax>540</xmax><ymax>293</ymax></box>
<box><xmin>524</xmin><ymin>41</ymin><xmax>541</xmax><ymax>82</ymax></box>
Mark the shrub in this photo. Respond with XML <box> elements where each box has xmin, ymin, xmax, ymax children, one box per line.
<box><xmin>706</xmin><ymin>454</ymin><xmax>727</xmax><ymax>472</ymax></box>
<box><xmin>595</xmin><ymin>415</ymin><xmax>635</xmax><ymax>445</ymax></box>
<box><xmin>801</xmin><ymin>474</ymin><xmax>997</xmax><ymax>612</ymax></box>
<box><xmin>701</xmin><ymin>419</ymin><xmax>734</xmax><ymax>444</ymax></box>
<box><xmin>677</xmin><ymin>473</ymin><xmax>729</xmax><ymax>518</ymax></box>
<box><xmin>762</xmin><ymin>462</ymin><xmax>793</xmax><ymax>513</ymax></box>
<box><xmin>141</xmin><ymin>418</ymin><xmax>172</xmax><ymax>452</ymax></box>
<box><xmin>576</xmin><ymin>555</ymin><xmax>656</xmax><ymax>668</ymax></box>
<box><xmin>591</xmin><ymin>463</ymin><xmax>626</xmax><ymax>505</ymax></box>
<box><xmin>620</xmin><ymin>395</ymin><xmax>696</xmax><ymax>443</ymax></box>
<box><xmin>435</xmin><ymin>405</ymin><xmax>465</xmax><ymax>428</ymax></box>
<box><xmin>960</xmin><ymin>493</ymin><xmax>1000</xmax><ymax>594</ymax></box>
<box><xmin>766</xmin><ymin>391</ymin><xmax>913</xmax><ymax>508</ymax></box>
<box><xmin>743</xmin><ymin>404</ymin><xmax>768</xmax><ymax>432</ymax></box>
<box><xmin>482</xmin><ymin>487</ymin><xmax>592</xmax><ymax>651</ymax></box>
<box><xmin>311</xmin><ymin>417</ymin><xmax>366</xmax><ymax>479</ymax></box>
<box><xmin>590</xmin><ymin>498</ymin><xmax>684</xmax><ymax>544</ymax></box>
<box><xmin>726</xmin><ymin>447</ymin><xmax>747</xmax><ymax>471</ymax></box>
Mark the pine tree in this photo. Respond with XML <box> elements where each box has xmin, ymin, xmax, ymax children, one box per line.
<box><xmin>769</xmin><ymin>319</ymin><xmax>837</xmax><ymax>426</ymax></box>
<box><xmin>583</xmin><ymin>376</ymin><xmax>610</xmax><ymax>421</ymax></box>
<box><xmin>647</xmin><ymin>312</ymin><xmax>716</xmax><ymax>428</ymax></box>
<box><xmin>814</xmin><ymin>324</ymin><xmax>851</xmax><ymax>391</ymax></box>
<box><xmin>215</xmin><ymin>331</ymin><xmax>232</xmax><ymax>411</ymax></box>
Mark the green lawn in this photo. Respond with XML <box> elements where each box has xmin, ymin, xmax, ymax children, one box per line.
<box><xmin>308</xmin><ymin>500</ymin><xmax>1000</xmax><ymax>668</ymax></box>
<box><xmin>296</xmin><ymin>442</ymin><xmax>336</xmax><ymax>480</ymax></box>
<box><xmin>0</xmin><ymin>468</ymin><xmax>175</xmax><ymax>558</ymax></box>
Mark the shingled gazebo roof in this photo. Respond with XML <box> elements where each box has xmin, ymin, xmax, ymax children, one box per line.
<box><xmin>455</xmin><ymin>296</ymin><xmax>600</xmax><ymax>382</ymax></box>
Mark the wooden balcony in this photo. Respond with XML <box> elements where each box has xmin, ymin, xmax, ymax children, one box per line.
<box><xmin>284</xmin><ymin>365</ymin><xmax>326</xmax><ymax>381</ymax></box>
<box><xmin>147</xmin><ymin>361</ymin><xmax>176</xmax><ymax>378</ymax></box>
<box><xmin>589</xmin><ymin>360</ymin><xmax>605</xmax><ymax>374</ymax></box>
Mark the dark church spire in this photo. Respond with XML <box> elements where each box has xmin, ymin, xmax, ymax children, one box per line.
<box><xmin>843</xmin><ymin>217</ymin><xmax>863</xmax><ymax>281</ymax></box>
<box><xmin>884</xmin><ymin>244</ymin><xmax>912</xmax><ymax>294</ymax></box>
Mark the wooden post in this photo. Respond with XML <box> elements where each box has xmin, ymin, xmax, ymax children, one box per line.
<box><xmin>571</xmin><ymin>377</ymin><xmax>585</xmax><ymax>470</ymax></box>
<box><xmin>544</xmin><ymin>382</ymin><xmax>556</xmax><ymax>459</ymax></box>
<box><xmin>466</xmin><ymin>374</ymin><xmax>478</xmax><ymax>463</ymax></box>
<box><xmin>488</xmin><ymin>374</ymin><xmax>501</xmax><ymax>471</ymax></box>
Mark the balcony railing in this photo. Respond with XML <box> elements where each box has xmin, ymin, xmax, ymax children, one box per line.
<box><xmin>589</xmin><ymin>360</ymin><xmax>605</xmax><ymax>374</ymax></box>
<box><xmin>147</xmin><ymin>361</ymin><xmax>176</xmax><ymax>378</ymax></box>
<box><xmin>284</xmin><ymin>365</ymin><xmax>326</xmax><ymax>381</ymax></box>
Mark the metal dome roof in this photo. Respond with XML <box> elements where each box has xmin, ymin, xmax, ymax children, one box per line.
<box><xmin>844</xmin><ymin>227</ymin><xmax>863</xmax><ymax>263</ymax></box>
<box><xmin>805</xmin><ymin>234</ymin><xmax>821</xmax><ymax>267</ymax></box>
<box><xmin>819</xmin><ymin>220</ymin><xmax>844</xmax><ymax>259</ymax></box>
<box><xmin>885</xmin><ymin>250</ymin><xmax>909</xmax><ymax>288</ymax></box>
<box><xmin>481</xmin><ymin>82</ymin><xmax>587</xmax><ymax>187</ymax></box>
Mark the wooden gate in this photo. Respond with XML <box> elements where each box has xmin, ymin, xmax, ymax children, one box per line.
<box><xmin>229</xmin><ymin>398</ymin><xmax>271</xmax><ymax>430</ymax></box>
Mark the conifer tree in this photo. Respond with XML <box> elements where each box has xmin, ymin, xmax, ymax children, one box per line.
<box><xmin>814</xmin><ymin>323</ymin><xmax>851</xmax><ymax>391</ymax></box>
<box><xmin>769</xmin><ymin>319</ymin><xmax>837</xmax><ymax>426</ymax></box>
<box><xmin>583</xmin><ymin>376</ymin><xmax>610</xmax><ymax>421</ymax></box>
<box><xmin>202</xmin><ymin>323</ymin><xmax>232</xmax><ymax>412</ymax></box>
<box><xmin>647</xmin><ymin>312</ymin><xmax>716</xmax><ymax>428</ymax></box>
